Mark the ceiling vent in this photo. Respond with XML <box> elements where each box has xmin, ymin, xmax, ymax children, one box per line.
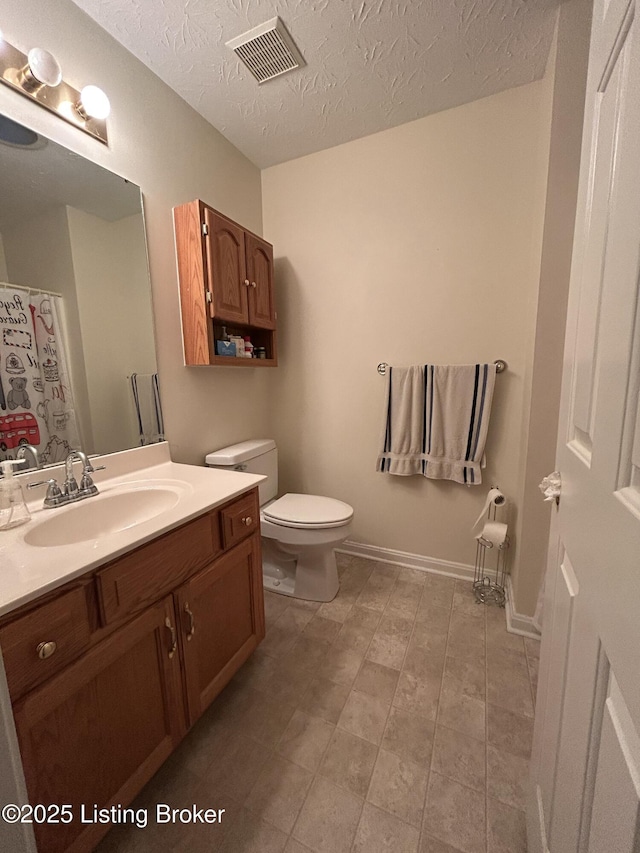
<box><xmin>226</xmin><ymin>17</ymin><xmax>305</xmax><ymax>84</ymax></box>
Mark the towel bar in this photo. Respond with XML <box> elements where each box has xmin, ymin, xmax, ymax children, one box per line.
<box><xmin>377</xmin><ymin>359</ymin><xmax>507</xmax><ymax>376</ymax></box>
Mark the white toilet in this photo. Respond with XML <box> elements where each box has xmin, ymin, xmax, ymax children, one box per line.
<box><xmin>206</xmin><ymin>440</ymin><xmax>353</xmax><ymax>602</ymax></box>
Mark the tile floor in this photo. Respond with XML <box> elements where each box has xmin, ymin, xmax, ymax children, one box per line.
<box><xmin>98</xmin><ymin>555</ymin><xmax>540</xmax><ymax>853</ymax></box>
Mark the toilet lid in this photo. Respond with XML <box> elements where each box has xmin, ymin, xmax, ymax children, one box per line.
<box><xmin>263</xmin><ymin>493</ymin><xmax>353</xmax><ymax>528</ymax></box>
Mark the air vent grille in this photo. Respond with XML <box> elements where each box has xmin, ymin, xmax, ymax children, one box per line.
<box><xmin>226</xmin><ymin>17</ymin><xmax>305</xmax><ymax>84</ymax></box>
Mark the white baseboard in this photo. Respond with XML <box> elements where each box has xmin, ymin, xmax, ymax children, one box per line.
<box><xmin>337</xmin><ymin>540</ymin><xmax>541</xmax><ymax>640</ymax></box>
<box><xmin>337</xmin><ymin>540</ymin><xmax>476</xmax><ymax>582</ymax></box>
<box><xmin>505</xmin><ymin>575</ymin><xmax>541</xmax><ymax>640</ymax></box>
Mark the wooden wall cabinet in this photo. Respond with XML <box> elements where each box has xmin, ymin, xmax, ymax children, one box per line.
<box><xmin>174</xmin><ymin>200</ymin><xmax>278</xmax><ymax>367</ymax></box>
<box><xmin>0</xmin><ymin>488</ymin><xmax>264</xmax><ymax>853</ymax></box>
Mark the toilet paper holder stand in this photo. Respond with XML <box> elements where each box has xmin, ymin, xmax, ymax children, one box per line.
<box><xmin>473</xmin><ymin>497</ymin><xmax>509</xmax><ymax>607</ymax></box>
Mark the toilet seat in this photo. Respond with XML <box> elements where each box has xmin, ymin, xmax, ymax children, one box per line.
<box><xmin>263</xmin><ymin>493</ymin><xmax>353</xmax><ymax>529</ymax></box>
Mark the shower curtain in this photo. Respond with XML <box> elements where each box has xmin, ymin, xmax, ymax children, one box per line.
<box><xmin>0</xmin><ymin>285</ymin><xmax>80</xmax><ymax>466</ymax></box>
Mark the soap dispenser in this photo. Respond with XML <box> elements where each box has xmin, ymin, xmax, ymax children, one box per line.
<box><xmin>0</xmin><ymin>459</ymin><xmax>31</xmax><ymax>530</ymax></box>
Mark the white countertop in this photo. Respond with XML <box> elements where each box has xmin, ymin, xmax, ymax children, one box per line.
<box><xmin>0</xmin><ymin>443</ymin><xmax>265</xmax><ymax>618</ymax></box>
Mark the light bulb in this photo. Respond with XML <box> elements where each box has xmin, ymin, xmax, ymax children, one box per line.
<box><xmin>79</xmin><ymin>85</ymin><xmax>110</xmax><ymax>120</ymax></box>
<box><xmin>26</xmin><ymin>48</ymin><xmax>62</xmax><ymax>87</ymax></box>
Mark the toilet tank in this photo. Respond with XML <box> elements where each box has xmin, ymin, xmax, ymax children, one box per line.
<box><xmin>205</xmin><ymin>439</ymin><xmax>277</xmax><ymax>505</ymax></box>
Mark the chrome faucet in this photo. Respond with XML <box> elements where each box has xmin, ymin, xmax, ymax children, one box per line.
<box><xmin>16</xmin><ymin>443</ymin><xmax>41</xmax><ymax>471</ymax></box>
<box><xmin>28</xmin><ymin>449</ymin><xmax>106</xmax><ymax>509</ymax></box>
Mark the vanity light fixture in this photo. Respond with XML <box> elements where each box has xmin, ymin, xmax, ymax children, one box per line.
<box><xmin>0</xmin><ymin>33</ymin><xmax>109</xmax><ymax>145</ymax></box>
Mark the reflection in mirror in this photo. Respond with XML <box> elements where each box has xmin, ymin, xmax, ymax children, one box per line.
<box><xmin>0</xmin><ymin>114</ymin><xmax>160</xmax><ymax>471</ymax></box>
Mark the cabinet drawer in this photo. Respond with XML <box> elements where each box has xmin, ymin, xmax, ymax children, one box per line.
<box><xmin>97</xmin><ymin>514</ymin><xmax>218</xmax><ymax>625</ymax></box>
<box><xmin>221</xmin><ymin>490</ymin><xmax>260</xmax><ymax>550</ymax></box>
<box><xmin>0</xmin><ymin>586</ymin><xmax>92</xmax><ymax>699</ymax></box>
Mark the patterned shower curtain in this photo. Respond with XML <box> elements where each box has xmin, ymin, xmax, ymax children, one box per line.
<box><xmin>0</xmin><ymin>285</ymin><xmax>80</xmax><ymax>466</ymax></box>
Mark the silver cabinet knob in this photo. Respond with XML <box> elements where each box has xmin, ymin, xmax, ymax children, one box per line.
<box><xmin>37</xmin><ymin>641</ymin><xmax>57</xmax><ymax>660</ymax></box>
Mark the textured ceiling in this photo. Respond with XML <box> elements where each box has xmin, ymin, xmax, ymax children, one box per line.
<box><xmin>71</xmin><ymin>0</ymin><xmax>561</xmax><ymax>168</ymax></box>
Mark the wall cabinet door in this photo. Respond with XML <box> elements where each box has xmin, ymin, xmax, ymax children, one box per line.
<box><xmin>204</xmin><ymin>207</ymin><xmax>248</xmax><ymax>325</ymax></box>
<box><xmin>246</xmin><ymin>233</ymin><xmax>276</xmax><ymax>329</ymax></box>
<box><xmin>12</xmin><ymin>597</ymin><xmax>185</xmax><ymax>853</ymax></box>
<box><xmin>177</xmin><ymin>536</ymin><xmax>265</xmax><ymax>726</ymax></box>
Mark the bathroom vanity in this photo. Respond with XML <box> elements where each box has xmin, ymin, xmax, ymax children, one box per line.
<box><xmin>0</xmin><ymin>444</ymin><xmax>265</xmax><ymax>853</ymax></box>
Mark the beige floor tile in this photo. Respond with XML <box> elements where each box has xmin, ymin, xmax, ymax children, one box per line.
<box><xmin>353</xmin><ymin>802</ymin><xmax>420</xmax><ymax>852</ymax></box>
<box><xmin>298</xmin><ymin>677</ymin><xmax>351</xmax><ymax>724</ymax></box>
<box><xmin>387</xmin><ymin>580</ymin><xmax>423</xmax><ymax>619</ymax></box>
<box><xmin>367</xmin><ymin>612</ymin><xmax>414</xmax><ymax>669</ymax></box>
<box><xmin>418</xmin><ymin>834</ymin><xmax>467</xmax><ymax>853</ymax></box>
<box><xmin>316</xmin><ymin>597</ymin><xmax>354</xmax><ymax>623</ymax></box>
<box><xmin>437</xmin><ymin>687</ymin><xmax>486</xmax><ymax>742</ymax></box>
<box><xmin>485</xmin><ymin>617</ymin><xmax>525</xmax><ymax>654</ymax></box>
<box><xmin>452</xmin><ymin>582</ymin><xmax>485</xmax><ymax>619</ymax></box>
<box><xmin>200</xmin><ymin>732</ymin><xmax>272</xmax><ymax>803</ymax></box>
<box><xmin>284</xmin><ymin>839</ymin><xmax>314</xmax><ymax>853</ymax></box>
<box><xmin>423</xmin><ymin>773</ymin><xmax>485</xmax><ymax>853</ymax></box>
<box><xmin>414</xmin><ymin>604</ymin><xmax>451</xmax><ymax>634</ymax></box>
<box><xmin>411</xmin><ymin>622</ymin><xmax>449</xmax><ymax>652</ymax></box>
<box><xmin>260</xmin><ymin>660</ymin><xmax>315</xmax><ymax>706</ymax></box>
<box><xmin>524</xmin><ymin>636</ymin><xmax>541</xmax><ymax>661</ymax></box>
<box><xmin>318</xmin><ymin>728</ymin><xmax>378</xmax><ymax>797</ymax></box>
<box><xmin>487</xmin><ymin>704</ymin><xmax>534</xmax><ymax>759</ymax></box>
<box><xmin>367</xmin><ymin>748</ymin><xmax>428</xmax><ymax>827</ymax></box>
<box><xmin>284</xmin><ymin>635</ymin><xmax>332</xmax><ymax>671</ymax></box>
<box><xmin>217</xmin><ymin>807</ymin><xmax>288</xmax><ymax>853</ymax></box>
<box><xmin>403</xmin><ymin>641</ymin><xmax>446</xmax><ymax>682</ymax></box>
<box><xmin>420</xmin><ymin>576</ymin><xmax>455</xmax><ymax>610</ymax></box>
<box><xmin>397</xmin><ymin>568</ymin><xmax>429</xmax><ymax>586</ymax></box>
<box><xmin>338</xmin><ymin>689</ymin><xmax>391</xmax><ymax>745</ymax></box>
<box><xmin>486</xmin><ymin>745</ymin><xmax>528</xmax><ymax>810</ymax></box>
<box><xmin>292</xmin><ymin>776</ymin><xmax>363</xmax><ymax>853</ymax></box>
<box><xmin>448</xmin><ymin>609</ymin><xmax>486</xmax><ymax>644</ymax></box>
<box><xmin>261</xmin><ymin>625</ymin><xmax>300</xmax><ymax>657</ymax></box>
<box><xmin>264</xmin><ymin>592</ymin><xmax>291</xmax><ymax>623</ymax></box>
<box><xmin>486</xmin><ymin>665</ymin><xmax>534</xmax><ymax>718</ymax></box>
<box><xmin>302</xmin><ymin>615</ymin><xmax>343</xmax><ymax>643</ymax></box>
<box><xmin>382</xmin><ymin>705</ymin><xmax>435</xmax><ymax>766</ymax></box>
<box><xmin>441</xmin><ymin>656</ymin><xmax>486</xmax><ymax>702</ymax></box>
<box><xmin>372</xmin><ymin>563</ymin><xmax>401</xmax><ymax>579</ymax></box>
<box><xmin>344</xmin><ymin>605</ymin><xmax>383</xmax><ymax>633</ymax></box>
<box><xmin>241</xmin><ymin>693</ymin><xmax>298</xmax><ymax>748</ymax></box>
<box><xmin>277</xmin><ymin>709</ymin><xmax>335</xmax><ymax>772</ymax></box>
<box><xmin>486</xmin><ymin>797</ymin><xmax>526</xmax><ymax>853</ymax></box>
<box><xmin>316</xmin><ymin>644</ymin><xmax>364</xmax><ymax>686</ymax></box>
<box><xmin>431</xmin><ymin>725</ymin><xmax>486</xmax><ymax>793</ymax></box>
<box><xmin>393</xmin><ymin>671</ymin><xmax>441</xmax><ymax>721</ymax></box>
<box><xmin>245</xmin><ymin>755</ymin><xmax>313</xmax><ymax>833</ymax></box>
<box><xmin>353</xmin><ymin>659</ymin><xmax>400</xmax><ymax>702</ymax></box>
<box><xmin>275</xmin><ymin>605</ymin><xmax>316</xmax><ymax>634</ymax></box>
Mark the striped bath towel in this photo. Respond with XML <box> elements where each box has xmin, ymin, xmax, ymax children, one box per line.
<box><xmin>376</xmin><ymin>363</ymin><xmax>497</xmax><ymax>484</ymax></box>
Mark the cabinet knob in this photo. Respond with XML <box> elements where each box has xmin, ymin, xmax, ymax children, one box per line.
<box><xmin>37</xmin><ymin>641</ymin><xmax>57</xmax><ymax>660</ymax></box>
<box><xmin>242</xmin><ymin>516</ymin><xmax>253</xmax><ymax>527</ymax></box>
<box><xmin>250</xmin><ymin>281</ymin><xmax>257</xmax><ymax>288</ymax></box>
<box><xmin>243</xmin><ymin>279</ymin><xmax>250</xmax><ymax>287</ymax></box>
<box><xmin>184</xmin><ymin>602</ymin><xmax>196</xmax><ymax>641</ymax></box>
<box><xmin>165</xmin><ymin>617</ymin><xmax>177</xmax><ymax>659</ymax></box>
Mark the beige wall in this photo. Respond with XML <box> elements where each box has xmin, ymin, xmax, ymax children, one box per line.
<box><xmin>262</xmin><ymin>81</ymin><xmax>554</xmax><ymax>603</ymax></box>
<box><xmin>67</xmin><ymin>208</ymin><xmax>155</xmax><ymax>454</ymax></box>
<box><xmin>0</xmin><ymin>235</ymin><xmax>7</xmax><ymax>281</ymax></box>
<box><xmin>0</xmin><ymin>0</ymin><xmax>269</xmax><ymax>467</ymax></box>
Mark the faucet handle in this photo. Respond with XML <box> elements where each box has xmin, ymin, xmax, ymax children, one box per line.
<box><xmin>27</xmin><ymin>478</ymin><xmax>63</xmax><ymax>507</ymax></box>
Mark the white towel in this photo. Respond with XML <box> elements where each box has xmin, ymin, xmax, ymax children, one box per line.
<box><xmin>130</xmin><ymin>373</ymin><xmax>164</xmax><ymax>445</ymax></box>
<box><xmin>376</xmin><ymin>363</ymin><xmax>497</xmax><ymax>484</ymax></box>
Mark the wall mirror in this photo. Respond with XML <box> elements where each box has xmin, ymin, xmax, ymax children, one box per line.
<box><xmin>0</xmin><ymin>113</ymin><xmax>159</xmax><ymax>471</ymax></box>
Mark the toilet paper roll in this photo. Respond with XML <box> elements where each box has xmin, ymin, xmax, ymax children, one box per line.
<box><xmin>472</xmin><ymin>488</ymin><xmax>506</xmax><ymax>530</ymax></box>
<box><xmin>476</xmin><ymin>521</ymin><xmax>509</xmax><ymax>548</ymax></box>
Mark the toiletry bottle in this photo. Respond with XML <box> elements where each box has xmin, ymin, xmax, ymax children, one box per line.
<box><xmin>243</xmin><ymin>336</ymin><xmax>254</xmax><ymax>358</ymax></box>
<box><xmin>0</xmin><ymin>459</ymin><xmax>31</xmax><ymax>530</ymax></box>
<box><xmin>220</xmin><ymin>326</ymin><xmax>229</xmax><ymax>342</ymax></box>
<box><xmin>230</xmin><ymin>335</ymin><xmax>245</xmax><ymax>357</ymax></box>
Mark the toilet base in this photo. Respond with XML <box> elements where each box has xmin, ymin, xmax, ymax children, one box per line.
<box><xmin>261</xmin><ymin>541</ymin><xmax>340</xmax><ymax>602</ymax></box>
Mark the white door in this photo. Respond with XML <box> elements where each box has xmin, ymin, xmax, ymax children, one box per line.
<box><xmin>528</xmin><ymin>0</ymin><xmax>640</xmax><ymax>851</ymax></box>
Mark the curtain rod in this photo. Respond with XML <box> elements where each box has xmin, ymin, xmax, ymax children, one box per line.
<box><xmin>0</xmin><ymin>281</ymin><xmax>63</xmax><ymax>299</ymax></box>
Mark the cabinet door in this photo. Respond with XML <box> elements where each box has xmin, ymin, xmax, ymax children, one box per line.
<box><xmin>13</xmin><ymin>597</ymin><xmax>185</xmax><ymax>853</ymax></box>
<box><xmin>205</xmin><ymin>208</ymin><xmax>248</xmax><ymax>324</ymax></box>
<box><xmin>245</xmin><ymin>232</ymin><xmax>276</xmax><ymax>329</ymax></box>
<box><xmin>177</xmin><ymin>535</ymin><xmax>265</xmax><ymax>726</ymax></box>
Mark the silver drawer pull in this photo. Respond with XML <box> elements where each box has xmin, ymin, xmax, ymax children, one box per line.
<box><xmin>37</xmin><ymin>641</ymin><xmax>57</xmax><ymax>660</ymax></box>
<box><xmin>165</xmin><ymin>617</ymin><xmax>177</xmax><ymax>659</ymax></box>
<box><xmin>242</xmin><ymin>516</ymin><xmax>253</xmax><ymax>527</ymax></box>
<box><xmin>184</xmin><ymin>603</ymin><xmax>196</xmax><ymax>641</ymax></box>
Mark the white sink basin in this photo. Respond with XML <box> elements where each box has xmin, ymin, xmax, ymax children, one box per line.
<box><xmin>25</xmin><ymin>481</ymin><xmax>192</xmax><ymax>547</ymax></box>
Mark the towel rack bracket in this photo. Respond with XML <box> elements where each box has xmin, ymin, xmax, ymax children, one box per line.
<box><xmin>377</xmin><ymin>360</ymin><xmax>507</xmax><ymax>376</ymax></box>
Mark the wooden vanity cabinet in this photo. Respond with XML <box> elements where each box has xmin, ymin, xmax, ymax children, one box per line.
<box><xmin>0</xmin><ymin>488</ymin><xmax>265</xmax><ymax>853</ymax></box>
<box><xmin>174</xmin><ymin>199</ymin><xmax>277</xmax><ymax>367</ymax></box>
